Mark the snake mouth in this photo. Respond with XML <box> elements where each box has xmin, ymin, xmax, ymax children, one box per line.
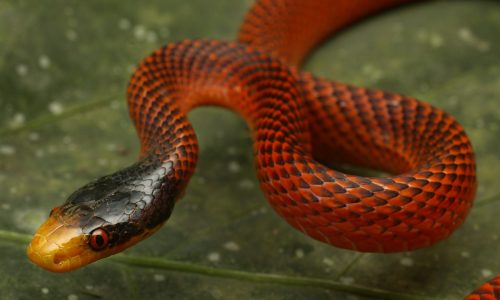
<box><xmin>26</xmin><ymin>213</ymin><xmax>94</xmax><ymax>272</ymax></box>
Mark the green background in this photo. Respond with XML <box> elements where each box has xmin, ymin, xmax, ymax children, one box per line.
<box><xmin>1</xmin><ymin>0</ymin><xmax>500</xmax><ymax>299</ymax></box>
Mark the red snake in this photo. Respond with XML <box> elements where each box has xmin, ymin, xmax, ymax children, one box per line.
<box><xmin>27</xmin><ymin>0</ymin><xmax>497</xmax><ymax>298</ymax></box>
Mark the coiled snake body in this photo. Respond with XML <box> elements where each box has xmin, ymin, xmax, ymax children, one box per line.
<box><xmin>27</xmin><ymin>0</ymin><xmax>497</xmax><ymax>298</ymax></box>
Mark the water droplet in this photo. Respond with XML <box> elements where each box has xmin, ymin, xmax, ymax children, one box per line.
<box><xmin>476</xmin><ymin>41</ymin><xmax>491</xmax><ymax>52</ymax></box>
<box><xmin>39</xmin><ymin>55</ymin><xmax>51</xmax><ymax>69</ymax></box>
<box><xmin>207</xmin><ymin>252</ymin><xmax>220</xmax><ymax>262</ymax></box>
<box><xmin>35</xmin><ymin>149</ymin><xmax>45</xmax><ymax>158</ymax></box>
<box><xmin>482</xmin><ymin>269</ymin><xmax>493</xmax><ymax>278</ymax></box>
<box><xmin>226</xmin><ymin>147</ymin><xmax>237</xmax><ymax>155</ymax></box>
<box><xmin>153</xmin><ymin>274</ymin><xmax>165</xmax><ymax>282</ymax></box>
<box><xmin>16</xmin><ymin>64</ymin><xmax>28</xmax><ymax>76</ymax></box>
<box><xmin>458</xmin><ymin>27</ymin><xmax>491</xmax><ymax>52</ymax></box>
<box><xmin>238</xmin><ymin>178</ymin><xmax>254</xmax><ymax>189</ymax></box>
<box><xmin>322</xmin><ymin>257</ymin><xmax>334</xmax><ymax>266</ymax></box>
<box><xmin>48</xmin><ymin>101</ymin><xmax>64</xmax><ymax>115</ymax></box>
<box><xmin>458</xmin><ymin>27</ymin><xmax>473</xmax><ymax>41</ymax></box>
<box><xmin>0</xmin><ymin>145</ymin><xmax>15</xmax><ymax>156</ymax></box>
<box><xmin>66</xmin><ymin>30</ymin><xmax>77</xmax><ymax>41</ymax></box>
<box><xmin>461</xmin><ymin>251</ymin><xmax>470</xmax><ymax>258</ymax></box>
<box><xmin>295</xmin><ymin>248</ymin><xmax>304</xmax><ymax>258</ymax></box>
<box><xmin>223</xmin><ymin>241</ymin><xmax>240</xmax><ymax>251</ymax></box>
<box><xmin>9</xmin><ymin>113</ymin><xmax>25</xmax><ymax>128</ymax></box>
<box><xmin>41</xmin><ymin>288</ymin><xmax>49</xmax><ymax>294</ymax></box>
<box><xmin>400</xmin><ymin>257</ymin><xmax>414</xmax><ymax>267</ymax></box>
<box><xmin>68</xmin><ymin>294</ymin><xmax>78</xmax><ymax>300</ymax></box>
<box><xmin>28</xmin><ymin>132</ymin><xmax>40</xmax><ymax>141</ymax></box>
<box><xmin>118</xmin><ymin>18</ymin><xmax>131</xmax><ymax>30</ymax></box>
<box><xmin>361</xmin><ymin>64</ymin><xmax>383</xmax><ymax>81</ymax></box>
<box><xmin>63</xmin><ymin>135</ymin><xmax>73</xmax><ymax>144</ymax></box>
<box><xmin>111</xmin><ymin>100</ymin><xmax>120</xmax><ymax>110</ymax></box>
<box><xmin>228</xmin><ymin>161</ymin><xmax>241</xmax><ymax>173</ymax></box>
<box><xmin>340</xmin><ymin>276</ymin><xmax>355</xmax><ymax>285</ymax></box>
<box><xmin>134</xmin><ymin>25</ymin><xmax>146</xmax><ymax>40</ymax></box>
<box><xmin>429</xmin><ymin>33</ymin><xmax>443</xmax><ymax>48</ymax></box>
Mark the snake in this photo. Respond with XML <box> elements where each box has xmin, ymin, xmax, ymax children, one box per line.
<box><xmin>25</xmin><ymin>0</ymin><xmax>495</xmax><ymax>298</ymax></box>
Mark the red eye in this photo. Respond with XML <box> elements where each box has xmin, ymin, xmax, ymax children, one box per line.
<box><xmin>89</xmin><ymin>228</ymin><xmax>109</xmax><ymax>251</ymax></box>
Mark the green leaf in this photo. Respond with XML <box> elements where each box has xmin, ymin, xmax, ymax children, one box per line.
<box><xmin>1</xmin><ymin>1</ymin><xmax>499</xmax><ymax>299</ymax></box>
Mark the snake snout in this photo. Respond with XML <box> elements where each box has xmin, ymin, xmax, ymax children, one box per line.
<box><xmin>26</xmin><ymin>212</ymin><xmax>88</xmax><ymax>272</ymax></box>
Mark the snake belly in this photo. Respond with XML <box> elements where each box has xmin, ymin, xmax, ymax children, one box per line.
<box><xmin>26</xmin><ymin>0</ymin><xmax>492</xmax><ymax>299</ymax></box>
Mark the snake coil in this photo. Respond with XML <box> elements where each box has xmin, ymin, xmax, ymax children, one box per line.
<box><xmin>27</xmin><ymin>1</ymin><xmax>495</xmax><ymax>299</ymax></box>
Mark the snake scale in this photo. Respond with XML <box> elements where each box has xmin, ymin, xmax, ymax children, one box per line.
<box><xmin>27</xmin><ymin>0</ymin><xmax>498</xmax><ymax>298</ymax></box>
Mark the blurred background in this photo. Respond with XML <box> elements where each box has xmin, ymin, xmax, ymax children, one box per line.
<box><xmin>1</xmin><ymin>0</ymin><xmax>499</xmax><ymax>299</ymax></box>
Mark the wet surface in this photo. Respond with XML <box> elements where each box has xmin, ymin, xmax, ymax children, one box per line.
<box><xmin>1</xmin><ymin>1</ymin><xmax>500</xmax><ymax>299</ymax></box>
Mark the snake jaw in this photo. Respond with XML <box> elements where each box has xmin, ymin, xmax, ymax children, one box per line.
<box><xmin>26</xmin><ymin>212</ymin><xmax>96</xmax><ymax>272</ymax></box>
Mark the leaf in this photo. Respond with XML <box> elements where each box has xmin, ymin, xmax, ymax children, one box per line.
<box><xmin>1</xmin><ymin>1</ymin><xmax>499</xmax><ymax>299</ymax></box>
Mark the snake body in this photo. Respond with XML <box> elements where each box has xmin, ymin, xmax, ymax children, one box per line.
<box><xmin>27</xmin><ymin>0</ymin><xmax>492</xmax><ymax>298</ymax></box>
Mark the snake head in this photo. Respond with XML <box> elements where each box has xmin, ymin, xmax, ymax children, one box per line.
<box><xmin>26</xmin><ymin>206</ymin><xmax>102</xmax><ymax>272</ymax></box>
<box><xmin>26</xmin><ymin>187</ymin><xmax>149</xmax><ymax>272</ymax></box>
<box><xmin>27</xmin><ymin>158</ymin><xmax>178</xmax><ymax>272</ymax></box>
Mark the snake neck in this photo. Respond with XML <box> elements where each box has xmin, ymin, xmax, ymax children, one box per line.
<box><xmin>63</xmin><ymin>153</ymin><xmax>181</xmax><ymax>231</ymax></box>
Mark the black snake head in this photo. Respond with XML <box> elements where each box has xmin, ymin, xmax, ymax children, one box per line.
<box><xmin>27</xmin><ymin>156</ymin><xmax>180</xmax><ymax>272</ymax></box>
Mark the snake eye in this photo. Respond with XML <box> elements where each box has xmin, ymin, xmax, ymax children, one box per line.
<box><xmin>89</xmin><ymin>228</ymin><xmax>109</xmax><ymax>251</ymax></box>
